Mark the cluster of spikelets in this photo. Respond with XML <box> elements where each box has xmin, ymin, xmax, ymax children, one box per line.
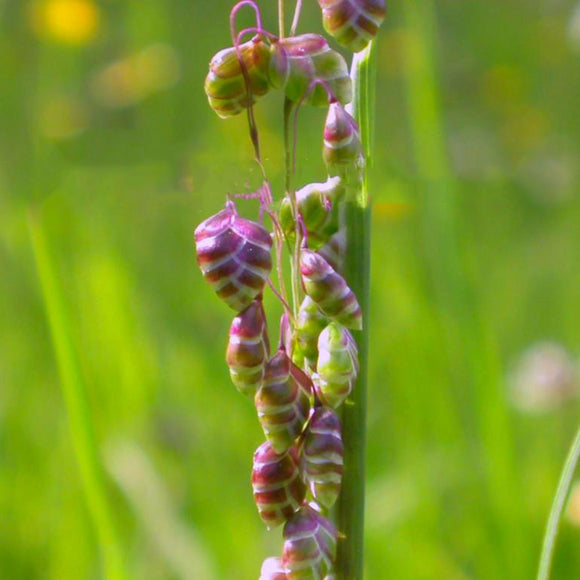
<box><xmin>195</xmin><ymin>0</ymin><xmax>385</xmax><ymax>578</ymax></box>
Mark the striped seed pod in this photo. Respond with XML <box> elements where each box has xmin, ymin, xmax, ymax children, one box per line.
<box><xmin>282</xmin><ymin>505</ymin><xmax>337</xmax><ymax>579</ymax></box>
<box><xmin>279</xmin><ymin>177</ymin><xmax>345</xmax><ymax>250</ymax></box>
<box><xmin>303</xmin><ymin>407</ymin><xmax>344</xmax><ymax>508</ymax></box>
<box><xmin>317</xmin><ymin>229</ymin><xmax>346</xmax><ymax>274</ymax></box>
<box><xmin>293</xmin><ymin>297</ymin><xmax>329</xmax><ymax>370</ymax></box>
<box><xmin>194</xmin><ymin>201</ymin><xmax>273</xmax><ymax>312</ymax></box>
<box><xmin>204</xmin><ymin>36</ymin><xmax>271</xmax><ymax>119</ymax></box>
<box><xmin>300</xmin><ymin>248</ymin><xmax>362</xmax><ymax>330</ymax></box>
<box><xmin>252</xmin><ymin>441</ymin><xmax>306</xmax><ymax>529</ymax></box>
<box><xmin>315</xmin><ymin>322</ymin><xmax>359</xmax><ymax>409</ymax></box>
<box><xmin>225</xmin><ymin>299</ymin><xmax>269</xmax><ymax>396</ymax></box>
<box><xmin>269</xmin><ymin>34</ymin><xmax>352</xmax><ymax>107</ymax></box>
<box><xmin>260</xmin><ymin>557</ymin><xmax>288</xmax><ymax>580</ymax></box>
<box><xmin>255</xmin><ymin>349</ymin><xmax>311</xmax><ymax>453</ymax></box>
<box><xmin>323</xmin><ymin>102</ymin><xmax>363</xmax><ymax>176</ymax></box>
<box><xmin>317</xmin><ymin>0</ymin><xmax>387</xmax><ymax>53</ymax></box>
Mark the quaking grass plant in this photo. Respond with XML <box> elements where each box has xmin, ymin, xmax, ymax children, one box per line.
<box><xmin>195</xmin><ymin>1</ymin><xmax>385</xmax><ymax>577</ymax></box>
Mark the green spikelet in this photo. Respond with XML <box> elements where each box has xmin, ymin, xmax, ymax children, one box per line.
<box><xmin>269</xmin><ymin>34</ymin><xmax>352</xmax><ymax>106</ymax></box>
<box><xmin>293</xmin><ymin>297</ymin><xmax>329</xmax><ymax>370</ymax></box>
<box><xmin>315</xmin><ymin>322</ymin><xmax>359</xmax><ymax>409</ymax></box>
<box><xmin>279</xmin><ymin>177</ymin><xmax>345</xmax><ymax>250</ymax></box>
<box><xmin>300</xmin><ymin>248</ymin><xmax>362</xmax><ymax>330</ymax></box>
<box><xmin>204</xmin><ymin>36</ymin><xmax>271</xmax><ymax>119</ymax></box>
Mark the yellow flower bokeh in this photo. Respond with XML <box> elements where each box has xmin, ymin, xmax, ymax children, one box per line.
<box><xmin>31</xmin><ymin>0</ymin><xmax>101</xmax><ymax>46</ymax></box>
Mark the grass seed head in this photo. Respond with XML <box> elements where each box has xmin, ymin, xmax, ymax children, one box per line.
<box><xmin>269</xmin><ymin>34</ymin><xmax>352</xmax><ymax>106</ymax></box>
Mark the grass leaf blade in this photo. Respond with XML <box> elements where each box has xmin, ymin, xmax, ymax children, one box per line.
<box><xmin>537</xmin><ymin>427</ymin><xmax>580</xmax><ymax>580</ymax></box>
<box><xmin>28</xmin><ymin>209</ymin><xmax>128</xmax><ymax>580</ymax></box>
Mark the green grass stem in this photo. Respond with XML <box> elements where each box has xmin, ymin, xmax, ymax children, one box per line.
<box><xmin>28</xmin><ymin>210</ymin><xmax>128</xmax><ymax>580</ymax></box>
<box><xmin>335</xmin><ymin>42</ymin><xmax>376</xmax><ymax>580</ymax></box>
<box><xmin>537</xmin><ymin>427</ymin><xmax>580</xmax><ymax>580</ymax></box>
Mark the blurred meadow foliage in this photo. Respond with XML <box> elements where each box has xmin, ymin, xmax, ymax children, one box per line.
<box><xmin>1</xmin><ymin>0</ymin><xmax>580</xmax><ymax>578</ymax></box>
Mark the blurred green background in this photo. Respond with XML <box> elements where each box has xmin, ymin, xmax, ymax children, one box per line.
<box><xmin>1</xmin><ymin>0</ymin><xmax>580</xmax><ymax>578</ymax></box>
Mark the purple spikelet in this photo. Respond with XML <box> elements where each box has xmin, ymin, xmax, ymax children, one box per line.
<box><xmin>300</xmin><ymin>248</ymin><xmax>362</xmax><ymax>330</ymax></box>
<box><xmin>303</xmin><ymin>408</ymin><xmax>344</xmax><ymax>508</ymax></box>
<box><xmin>260</xmin><ymin>557</ymin><xmax>288</xmax><ymax>579</ymax></box>
<box><xmin>255</xmin><ymin>349</ymin><xmax>311</xmax><ymax>454</ymax></box>
<box><xmin>195</xmin><ymin>201</ymin><xmax>273</xmax><ymax>312</ymax></box>
<box><xmin>323</xmin><ymin>102</ymin><xmax>363</xmax><ymax>175</ymax></box>
<box><xmin>282</xmin><ymin>505</ymin><xmax>337</xmax><ymax>579</ymax></box>
<box><xmin>317</xmin><ymin>0</ymin><xmax>387</xmax><ymax>53</ymax></box>
<box><xmin>252</xmin><ymin>442</ymin><xmax>306</xmax><ymax>530</ymax></box>
<box><xmin>225</xmin><ymin>299</ymin><xmax>269</xmax><ymax>396</ymax></box>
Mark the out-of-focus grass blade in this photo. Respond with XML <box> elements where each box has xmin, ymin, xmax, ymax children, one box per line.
<box><xmin>106</xmin><ymin>441</ymin><xmax>218</xmax><ymax>580</ymax></box>
<box><xmin>28</xmin><ymin>209</ymin><xmax>128</xmax><ymax>580</ymax></box>
<box><xmin>401</xmin><ymin>1</ymin><xmax>527</xmax><ymax>577</ymax></box>
<box><xmin>537</xmin><ymin>427</ymin><xmax>580</xmax><ymax>580</ymax></box>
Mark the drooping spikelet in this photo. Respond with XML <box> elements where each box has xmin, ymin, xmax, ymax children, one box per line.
<box><xmin>300</xmin><ymin>248</ymin><xmax>362</xmax><ymax>330</ymax></box>
<box><xmin>303</xmin><ymin>408</ymin><xmax>344</xmax><ymax>508</ymax></box>
<box><xmin>323</xmin><ymin>102</ymin><xmax>363</xmax><ymax>176</ymax></box>
<box><xmin>282</xmin><ymin>505</ymin><xmax>337</xmax><ymax>579</ymax></box>
<box><xmin>195</xmin><ymin>201</ymin><xmax>273</xmax><ymax>312</ymax></box>
<box><xmin>260</xmin><ymin>557</ymin><xmax>288</xmax><ymax>579</ymax></box>
<box><xmin>225</xmin><ymin>299</ymin><xmax>269</xmax><ymax>396</ymax></box>
<box><xmin>252</xmin><ymin>442</ymin><xmax>306</xmax><ymax>529</ymax></box>
<box><xmin>269</xmin><ymin>34</ymin><xmax>352</xmax><ymax>106</ymax></box>
<box><xmin>255</xmin><ymin>349</ymin><xmax>311</xmax><ymax>453</ymax></box>
<box><xmin>293</xmin><ymin>297</ymin><xmax>329</xmax><ymax>370</ymax></box>
<box><xmin>315</xmin><ymin>322</ymin><xmax>359</xmax><ymax>408</ymax></box>
<box><xmin>204</xmin><ymin>36</ymin><xmax>271</xmax><ymax>118</ymax></box>
<box><xmin>317</xmin><ymin>0</ymin><xmax>387</xmax><ymax>53</ymax></box>
<box><xmin>279</xmin><ymin>177</ymin><xmax>345</xmax><ymax>250</ymax></box>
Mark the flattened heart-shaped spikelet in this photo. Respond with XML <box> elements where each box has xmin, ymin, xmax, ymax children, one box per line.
<box><xmin>255</xmin><ymin>349</ymin><xmax>311</xmax><ymax>454</ymax></box>
<box><xmin>279</xmin><ymin>177</ymin><xmax>345</xmax><ymax>250</ymax></box>
<box><xmin>293</xmin><ymin>297</ymin><xmax>329</xmax><ymax>370</ymax></box>
<box><xmin>317</xmin><ymin>0</ymin><xmax>386</xmax><ymax>53</ymax></box>
<box><xmin>195</xmin><ymin>201</ymin><xmax>272</xmax><ymax>312</ymax></box>
<box><xmin>303</xmin><ymin>407</ymin><xmax>344</xmax><ymax>508</ymax></box>
<box><xmin>282</xmin><ymin>505</ymin><xmax>337</xmax><ymax>579</ymax></box>
<box><xmin>269</xmin><ymin>34</ymin><xmax>352</xmax><ymax>106</ymax></box>
<box><xmin>315</xmin><ymin>322</ymin><xmax>359</xmax><ymax>409</ymax></box>
<box><xmin>226</xmin><ymin>299</ymin><xmax>269</xmax><ymax>396</ymax></box>
<box><xmin>204</xmin><ymin>36</ymin><xmax>271</xmax><ymax>118</ymax></box>
<box><xmin>252</xmin><ymin>442</ymin><xmax>306</xmax><ymax>530</ymax></box>
<box><xmin>323</xmin><ymin>102</ymin><xmax>363</xmax><ymax>176</ymax></box>
<box><xmin>300</xmin><ymin>249</ymin><xmax>362</xmax><ymax>330</ymax></box>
